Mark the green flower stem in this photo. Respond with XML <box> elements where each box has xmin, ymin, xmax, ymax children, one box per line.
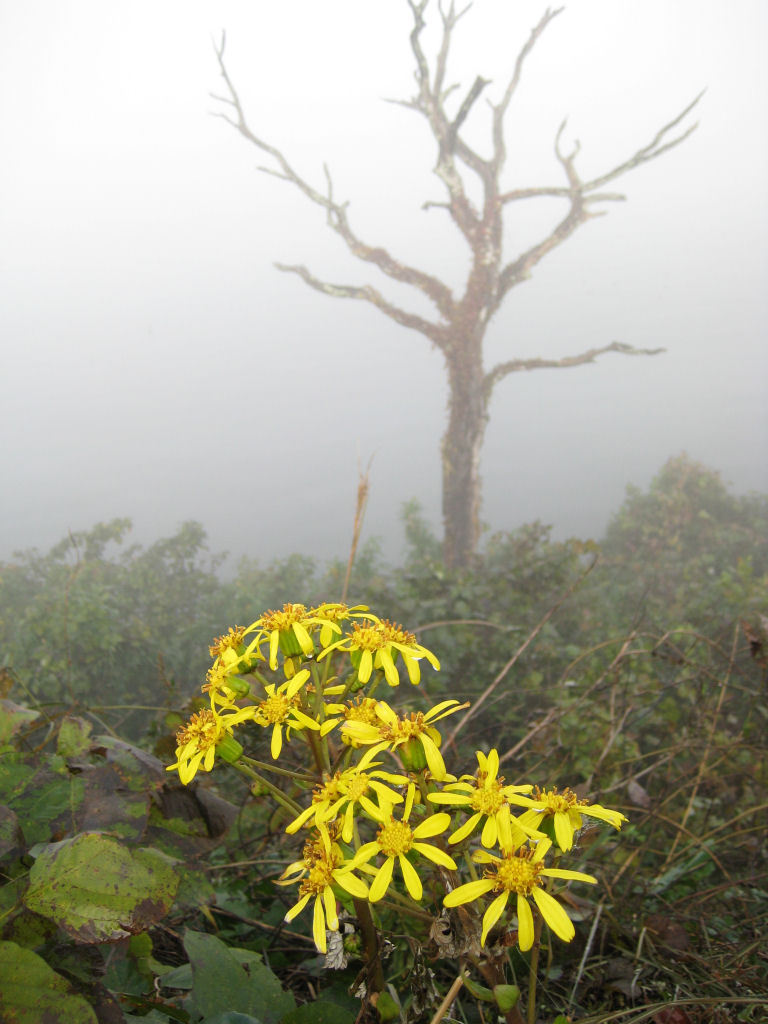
<box><xmin>239</xmin><ymin>755</ymin><xmax>315</xmax><ymax>784</ymax></box>
<box><xmin>376</xmin><ymin>897</ymin><xmax>434</xmax><ymax>923</ymax></box>
<box><xmin>353</xmin><ymin>897</ymin><xmax>385</xmax><ymax>995</ymax></box>
<box><xmin>309</xmin><ymin>664</ymin><xmax>331</xmax><ymax>772</ymax></box>
<box><xmin>233</xmin><ymin>760</ymin><xmax>303</xmax><ymax>817</ymax></box>
<box><xmin>526</xmin><ymin>908</ymin><xmax>545</xmax><ymax>1024</ymax></box>
<box><xmin>463</xmin><ymin>850</ymin><xmax>479</xmax><ymax>882</ymax></box>
<box><xmin>246</xmin><ymin>668</ymin><xmax>272</xmax><ymax>690</ymax></box>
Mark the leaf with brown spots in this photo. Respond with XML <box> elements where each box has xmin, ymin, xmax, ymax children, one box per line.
<box><xmin>23</xmin><ymin>833</ymin><xmax>179</xmax><ymax>944</ymax></box>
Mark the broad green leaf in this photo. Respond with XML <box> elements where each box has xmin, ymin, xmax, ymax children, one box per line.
<box><xmin>0</xmin><ymin>804</ymin><xmax>23</xmax><ymax>860</ymax></box>
<box><xmin>4</xmin><ymin>761</ymin><xmax>85</xmax><ymax>846</ymax></box>
<box><xmin>184</xmin><ymin>929</ymin><xmax>295</xmax><ymax>1024</ymax></box>
<box><xmin>0</xmin><ymin>939</ymin><xmax>98</xmax><ymax>1024</ymax></box>
<box><xmin>493</xmin><ymin>985</ymin><xmax>520</xmax><ymax>1012</ymax></box>
<box><xmin>282</xmin><ymin>1002</ymin><xmax>356</xmax><ymax>1024</ymax></box>
<box><xmin>202</xmin><ymin>1014</ymin><xmax>263</xmax><ymax>1024</ymax></box>
<box><xmin>0</xmin><ymin>700</ymin><xmax>40</xmax><ymax>743</ymax></box>
<box><xmin>57</xmin><ymin>715</ymin><xmax>93</xmax><ymax>756</ymax></box>
<box><xmin>24</xmin><ymin>833</ymin><xmax>179</xmax><ymax>942</ymax></box>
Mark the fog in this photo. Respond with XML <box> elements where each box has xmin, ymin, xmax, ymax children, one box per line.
<box><xmin>1</xmin><ymin>0</ymin><xmax>766</xmax><ymax>566</ymax></box>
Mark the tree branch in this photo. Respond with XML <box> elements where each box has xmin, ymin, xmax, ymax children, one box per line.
<box><xmin>212</xmin><ymin>32</ymin><xmax>455</xmax><ymax>321</ymax></box>
<box><xmin>484</xmin><ymin>340</ymin><xmax>665</xmax><ymax>398</ymax></box>
<box><xmin>491</xmin><ymin>7</ymin><xmax>564</xmax><ymax>172</ymax></box>
<box><xmin>499</xmin><ymin>92</ymin><xmax>704</xmax><ymax>204</ymax></box>
<box><xmin>274</xmin><ymin>262</ymin><xmax>449</xmax><ymax>351</ymax></box>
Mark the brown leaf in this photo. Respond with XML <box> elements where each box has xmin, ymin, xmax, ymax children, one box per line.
<box><xmin>627</xmin><ymin>778</ymin><xmax>651</xmax><ymax>808</ymax></box>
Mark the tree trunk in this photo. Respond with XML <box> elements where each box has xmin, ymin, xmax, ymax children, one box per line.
<box><xmin>442</xmin><ymin>345</ymin><xmax>488</xmax><ymax>569</ymax></box>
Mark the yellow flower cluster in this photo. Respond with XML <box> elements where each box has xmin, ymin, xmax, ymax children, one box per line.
<box><xmin>165</xmin><ymin>601</ymin><xmax>627</xmax><ymax>957</ymax></box>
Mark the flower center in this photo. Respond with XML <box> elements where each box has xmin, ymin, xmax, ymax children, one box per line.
<box><xmin>351</xmin><ymin>621</ymin><xmax>386</xmax><ymax>652</ymax></box>
<box><xmin>470</xmin><ymin>779</ymin><xmax>505</xmax><ymax>816</ymax></box>
<box><xmin>261</xmin><ymin>603</ymin><xmax>307</xmax><ymax>632</ymax></box>
<box><xmin>176</xmin><ymin>709</ymin><xmax>219</xmax><ymax>749</ymax></box>
<box><xmin>534</xmin><ymin>785</ymin><xmax>584</xmax><ymax>814</ymax></box>
<box><xmin>379</xmin><ymin>620</ymin><xmax>415</xmax><ymax>645</ymax></box>
<box><xmin>314</xmin><ymin>775</ymin><xmax>342</xmax><ymax>804</ymax></box>
<box><xmin>299</xmin><ymin>856</ymin><xmax>337</xmax><ymax>897</ymax></box>
<box><xmin>490</xmin><ymin>848</ymin><xmax>543</xmax><ymax>895</ymax></box>
<box><xmin>377</xmin><ymin>819</ymin><xmax>414</xmax><ymax>857</ymax></box>
<box><xmin>209</xmin><ymin>626</ymin><xmax>246</xmax><ymax>658</ymax></box>
<box><xmin>260</xmin><ymin>693</ymin><xmax>291</xmax><ymax>724</ymax></box>
<box><xmin>381</xmin><ymin>711</ymin><xmax>426</xmax><ymax>742</ymax></box>
<box><xmin>343</xmin><ymin>773</ymin><xmax>370</xmax><ymax>801</ymax></box>
<box><xmin>344</xmin><ymin>698</ymin><xmax>379</xmax><ymax>726</ymax></box>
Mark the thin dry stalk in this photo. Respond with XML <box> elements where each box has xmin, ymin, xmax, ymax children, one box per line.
<box><xmin>341</xmin><ymin>459</ymin><xmax>372</xmax><ymax>604</ymax></box>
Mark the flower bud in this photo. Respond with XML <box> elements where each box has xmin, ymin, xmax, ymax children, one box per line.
<box><xmin>215</xmin><ymin>735</ymin><xmax>244</xmax><ymax>764</ymax></box>
<box><xmin>399</xmin><ymin>738</ymin><xmax>427</xmax><ymax>772</ymax></box>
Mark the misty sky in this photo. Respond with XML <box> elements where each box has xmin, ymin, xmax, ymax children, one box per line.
<box><xmin>1</xmin><ymin>0</ymin><xmax>766</xmax><ymax>565</ymax></box>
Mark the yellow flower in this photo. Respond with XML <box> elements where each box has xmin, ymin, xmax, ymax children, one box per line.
<box><xmin>248</xmin><ymin>603</ymin><xmax>341</xmax><ymax>670</ymax></box>
<box><xmin>278</xmin><ymin>829</ymin><xmax>369</xmax><ymax>953</ymax></box>
<box><xmin>318</xmin><ymin>618</ymin><xmax>440</xmax><ymax>686</ymax></box>
<box><xmin>341</xmin><ymin>699</ymin><xmax>466</xmax><ymax>780</ymax></box>
<box><xmin>309</xmin><ymin>602</ymin><xmax>375</xmax><ymax>648</ymax></box>
<box><xmin>324</xmin><ymin>696</ymin><xmax>380</xmax><ymax>748</ymax></box>
<box><xmin>166</xmin><ymin>705</ymin><xmax>256</xmax><ymax>785</ymax></box>
<box><xmin>205</xmin><ymin>625</ymin><xmax>264</xmax><ymax>686</ymax></box>
<box><xmin>286</xmin><ymin>747</ymin><xmax>409</xmax><ymax>842</ymax></box>
<box><xmin>252</xmin><ymin>669</ymin><xmax>320</xmax><ymax>758</ymax></box>
<box><xmin>428</xmin><ymin>749</ymin><xmax>541</xmax><ymax>847</ymax></box>
<box><xmin>208</xmin><ymin>626</ymin><xmax>248</xmax><ymax>659</ymax></box>
<box><xmin>444</xmin><ymin>837</ymin><xmax>597</xmax><ymax>949</ymax></box>
<box><xmin>509</xmin><ymin>786</ymin><xmax>628</xmax><ymax>852</ymax></box>
<box><xmin>353</xmin><ymin>784</ymin><xmax>457</xmax><ymax>901</ymax></box>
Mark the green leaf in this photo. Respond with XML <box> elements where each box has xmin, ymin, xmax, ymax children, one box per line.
<box><xmin>0</xmin><ymin>939</ymin><xmax>98</xmax><ymax>1023</ymax></box>
<box><xmin>57</xmin><ymin>716</ymin><xmax>93</xmax><ymax>757</ymax></box>
<box><xmin>0</xmin><ymin>700</ymin><xmax>40</xmax><ymax>743</ymax></box>
<box><xmin>184</xmin><ymin>929</ymin><xmax>295</xmax><ymax>1024</ymax></box>
<box><xmin>282</xmin><ymin>1003</ymin><xmax>356</xmax><ymax>1024</ymax></box>
<box><xmin>462</xmin><ymin>975</ymin><xmax>494</xmax><ymax>1002</ymax></box>
<box><xmin>493</xmin><ymin>984</ymin><xmax>520</xmax><ymax>1012</ymax></box>
<box><xmin>4</xmin><ymin>761</ymin><xmax>86</xmax><ymax>846</ymax></box>
<box><xmin>202</xmin><ymin>1014</ymin><xmax>263</xmax><ymax>1024</ymax></box>
<box><xmin>24</xmin><ymin>833</ymin><xmax>179</xmax><ymax>942</ymax></box>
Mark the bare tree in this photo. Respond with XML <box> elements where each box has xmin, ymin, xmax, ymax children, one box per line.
<box><xmin>212</xmin><ymin>2</ymin><xmax>701</xmax><ymax>569</ymax></box>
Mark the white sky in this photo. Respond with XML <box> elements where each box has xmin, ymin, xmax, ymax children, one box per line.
<box><xmin>1</xmin><ymin>0</ymin><xmax>766</xmax><ymax>563</ymax></box>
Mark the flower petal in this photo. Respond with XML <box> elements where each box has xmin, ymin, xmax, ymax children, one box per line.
<box><xmin>532</xmin><ymin>887</ymin><xmax>575</xmax><ymax>943</ymax></box>
<box><xmin>444</xmin><ymin>878</ymin><xmax>494</xmax><ymax>907</ymax></box>
<box><xmin>554</xmin><ymin>811</ymin><xmax>575</xmax><ymax>851</ymax></box>
<box><xmin>481</xmin><ymin>891</ymin><xmax>509</xmax><ymax>946</ymax></box>
<box><xmin>313</xmin><ymin>894</ymin><xmax>327</xmax><ymax>952</ymax></box>
<box><xmin>323</xmin><ymin>885</ymin><xmax>338</xmax><ymax>932</ymax></box>
<box><xmin>448</xmin><ymin>812</ymin><xmax>482</xmax><ymax>845</ymax></box>
<box><xmin>419</xmin><ymin>733</ymin><xmax>447</xmax><ymax>780</ymax></box>
<box><xmin>517</xmin><ymin>894</ymin><xmax>534</xmax><ymax>951</ymax></box>
<box><xmin>413</xmin><ymin>812</ymin><xmax>451</xmax><ymax>839</ymax></box>
<box><xmin>284</xmin><ymin>893</ymin><xmax>311</xmax><ymax>923</ymax></box>
<box><xmin>541</xmin><ymin>868</ymin><xmax>597</xmax><ymax>884</ymax></box>
<box><xmin>369</xmin><ymin>856</ymin><xmax>394</xmax><ymax>903</ymax></box>
<box><xmin>413</xmin><ymin>843</ymin><xmax>457</xmax><ymax>870</ymax></box>
<box><xmin>333</xmin><ymin>869</ymin><xmax>369</xmax><ymax>899</ymax></box>
<box><xmin>399</xmin><ymin>855</ymin><xmax>423</xmax><ymax>900</ymax></box>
